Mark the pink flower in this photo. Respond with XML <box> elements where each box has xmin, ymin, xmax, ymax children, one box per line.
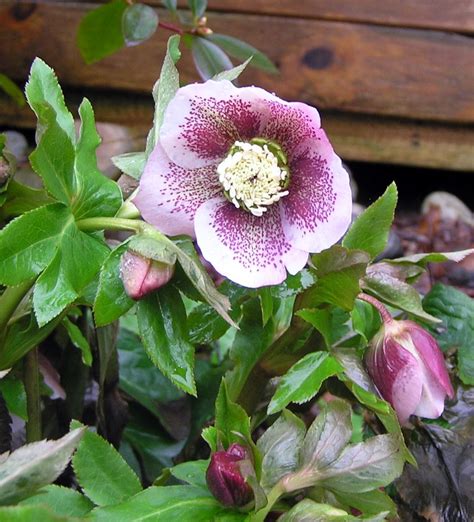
<box><xmin>134</xmin><ymin>80</ymin><xmax>352</xmax><ymax>287</ymax></box>
<box><xmin>365</xmin><ymin>320</ymin><xmax>454</xmax><ymax>425</ymax></box>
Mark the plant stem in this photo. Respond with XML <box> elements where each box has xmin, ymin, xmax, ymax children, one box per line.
<box><xmin>252</xmin><ymin>482</ymin><xmax>284</xmax><ymax>522</ymax></box>
<box><xmin>158</xmin><ymin>20</ymin><xmax>184</xmax><ymax>35</ymax></box>
<box><xmin>24</xmin><ymin>347</ymin><xmax>41</xmax><ymax>442</ymax></box>
<box><xmin>116</xmin><ymin>190</ymin><xmax>141</xmax><ymax>219</ymax></box>
<box><xmin>0</xmin><ymin>279</ymin><xmax>34</xmax><ymax>334</ymax></box>
<box><xmin>357</xmin><ymin>293</ymin><xmax>393</xmax><ymax>324</ymax></box>
<box><xmin>76</xmin><ymin>216</ymin><xmax>143</xmax><ymax>233</ymax></box>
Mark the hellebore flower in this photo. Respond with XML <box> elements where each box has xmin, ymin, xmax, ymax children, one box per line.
<box><xmin>365</xmin><ymin>318</ymin><xmax>454</xmax><ymax>425</ymax></box>
<box><xmin>120</xmin><ymin>250</ymin><xmax>174</xmax><ymax>300</ymax></box>
<box><xmin>134</xmin><ymin>80</ymin><xmax>352</xmax><ymax>287</ymax></box>
<box><xmin>206</xmin><ymin>443</ymin><xmax>253</xmax><ymax>507</ymax></box>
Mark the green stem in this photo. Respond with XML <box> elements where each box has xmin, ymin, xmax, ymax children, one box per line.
<box><xmin>115</xmin><ymin>190</ymin><xmax>141</xmax><ymax>219</ymax></box>
<box><xmin>252</xmin><ymin>482</ymin><xmax>284</xmax><ymax>522</ymax></box>
<box><xmin>24</xmin><ymin>347</ymin><xmax>41</xmax><ymax>442</ymax></box>
<box><xmin>0</xmin><ymin>279</ymin><xmax>34</xmax><ymax>334</ymax></box>
<box><xmin>76</xmin><ymin>216</ymin><xmax>144</xmax><ymax>233</ymax></box>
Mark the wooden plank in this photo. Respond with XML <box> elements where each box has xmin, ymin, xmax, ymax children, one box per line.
<box><xmin>1</xmin><ymin>3</ymin><xmax>473</xmax><ymax>123</ymax></box>
<box><xmin>1</xmin><ymin>91</ymin><xmax>473</xmax><ymax>172</ymax></box>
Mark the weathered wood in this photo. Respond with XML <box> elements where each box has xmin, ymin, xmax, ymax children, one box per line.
<box><xmin>0</xmin><ymin>3</ymin><xmax>473</xmax><ymax>123</ymax></box>
<box><xmin>1</xmin><ymin>91</ymin><xmax>472</xmax><ymax>172</ymax></box>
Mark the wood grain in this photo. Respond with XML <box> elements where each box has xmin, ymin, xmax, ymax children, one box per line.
<box><xmin>1</xmin><ymin>91</ymin><xmax>472</xmax><ymax>171</ymax></box>
<box><xmin>1</xmin><ymin>3</ymin><xmax>473</xmax><ymax>123</ymax></box>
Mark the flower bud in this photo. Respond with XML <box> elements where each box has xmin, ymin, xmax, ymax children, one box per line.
<box><xmin>206</xmin><ymin>443</ymin><xmax>253</xmax><ymax>507</ymax></box>
<box><xmin>365</xmin><ymin>320</ymin><xmax>454</xmax><ymax>425</ymax></box>
<box><xmin>120</xmin><ymin>250</ymin><xmax>174</xmax><ymax>300</ymax></box>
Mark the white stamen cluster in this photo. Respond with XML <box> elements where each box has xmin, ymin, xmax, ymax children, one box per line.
<box><xmin>217</xmin><ymin>141</ymin><xmax>289</xmax><ymax>217</ymax></box>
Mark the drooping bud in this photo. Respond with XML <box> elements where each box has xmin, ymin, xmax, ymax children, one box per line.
<box><xmin>206</xmin><ymin>443</ymin><xmax>253</xmax><ymax>507</ymax></box>
<box><xmin>120</xmin><ymin>250</ymin><xmax>174</xmax><ymax>300</ymax></box>
<box><xmin>365</xmin><ymin>319</ymin><xmax>454</xmax><ymax>425</ymax></box>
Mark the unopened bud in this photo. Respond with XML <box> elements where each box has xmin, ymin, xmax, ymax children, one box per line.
<box><xmin>120</xmin><ymin>250</ymin><xmax>174</xmax><ymax>300</ymax></box>
<box><xmin>365</xmin><ymin>319</ymin><xmax>454</xmax><ymax>425</ymax></box>
<box><xmin>206</xmin><ymin>443</ymin><xmax>253</xmax><ymax>507</ymax></box>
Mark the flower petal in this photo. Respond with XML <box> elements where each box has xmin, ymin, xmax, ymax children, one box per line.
<box><xmin>280</xmin><ymin>133</ymin><xmax>352</xmax><ymax>252</ymax></box>
<box><xmin>134</xmin><ymin>143</ymin><xmax>221</xmax><ymax>237</ymax></box>
<box><xmin>194</xmin><ymin>197</ymin><xmax>308</xmax><ymax>288</ymax></box>
<box><xmin>160</xmin><ymin>80</ymin><xmax>273</xmax><ymax>169</ymax></box>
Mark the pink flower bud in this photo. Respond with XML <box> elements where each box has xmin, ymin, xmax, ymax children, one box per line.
<box><xmin>365</xmin><ymin>320</ymin><xmax>454</xmax><ymax>425</ymax></box>
<box><xmin>120</xmin><ymin>251</ymin><xmax>174</xmax><ymax>300</ymax></box>
<box><xmin>206</xmin><ymin>443</ymin><xmax>253</xmax><ymax>507</ymax></box>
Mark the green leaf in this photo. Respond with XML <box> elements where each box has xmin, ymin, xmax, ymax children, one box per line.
<box><xmin>137</xmin><ymin>286</ymin><xmax>196</xmax><ymax>395</ymax></box>
<box><xmin>111</xmin><ymin>151</ymin><xmax>146</xmax><ymax>180</ymax></box>
<box><xmin>362</xmin><ymin>267</ymin><xmax>440</xmax><ymax>324</ymax></box>
<box><xmin>62</xmin><ymin>317</ymin><xmax>92</xmax><ymax>366</ymax></box>
<box><xmin>0</xmin><ymin>373</ymin><xmax>27</xmax><ymax>420</ymax></box>
<box><xmin>392</xmin><ymin>248</ymin><xmax>473</xmax><ymax>267</ymax></box>
<box><xmin>301</xmin><ymin>399</ymin><xmax>352</xmax><ymax>470</ymax></box>
<box><xmin>268</xmin><ymin>352</ymin><xmax>343</xmax><ymax>414</ymax></box>
<box><xmin>212</xmin><ymin>57</ymin><xmax>252</xmax><ymax>82</ymax></box>
<box><xmin>19</xmin><ymin>485</ymin><xmax>94</xmax><ymax>517</ymax></box>
<box><xmin>297</xmin><ymin>307</ymin><xmax>350</xmax><ymax>349</ymax></box>
<box><xmin>0</xmin><ymin>203</ymin><xmax>71</xmax><ymax>286</ymax></box>
<box><xmin>94</xmin><ymin>243</ymin><xmax>135</xmax><ymax>327</ymax></box>
<box><xmin>87</xmin><ymin>485</ymin><xmax>245</xmax><ymax>521</ymax></box>
<box><xmin>270</xmin><ymin>269</ymin><xmax>318</xmax><ymax>298</ymax></box>
<box><xmin>170</xmin><ymin>460</ymin><xmax>208</xmax><ymax>489</ymax></box>
<box><xmin>333</xmin><ymin>489</ymin><xmax>397</xmax><ymax>517</ymax></box>
<box><xmin>309</xmin><ymin>246</ymin><xmax>370</xmax><ymax>310</ymax></box>
<box><xmin>0</xmin><ymin>428</ymin><xmax>85</xmax><ymax>505</ymax></box>
<box><xmin>33</xmin><ymin>222</ymin><xmax>109</xmax><ymax>326</ymax></box>
<box><xmin>258</xmin><ymin>287</ymin><xmax>273</xmax><ymax>326</ymax></box>
<box><xmin>146</xmin><ymin>35</ymin><xmax>181</xmax><ymax>157</ymax></box>
<box><xmin>187</xmin><ymin>0</ymin><xmax>207</xmax><ymax>18</ymax></box>
<box><xmin>187</xmin><ymin>304</ymin><xmax>231</xmax><ymax>344</ymax></box>
<box><xmin>207</xmin><ymin>34</ymin><xmax>278</xmax><ymax>74</ymax></box>
<box><xmin>257</xmin><ymin>410</ymin><xmax>306</xmax><ymax>491</ymax></box>
<box><xmin>123</xmin><ymin>4</ymin><xmax>159</xmax><ymax>45</ymax></box>
<box><xmin>0</xmin><ymin>180</ymin><xmax>54</xmax><ymax>219</ymax></box>
<box><xmin>77</xmin><ymin>0</ymin><xmax>127</xmax><ymax>64</ymax></box>
<box><xmin>72</xmin><ymin>422</ymin><xmax>142</xmax><ymax>507</ymax></box>
<box><xmin>0</xmin><ymin>74</ymin><xmax>26</xmax><ymax>107</ymax></box>
<box><xmin>162</xmin><ymin>0</ymin><xmax>177</xmax><ymax>13</ymax></box>
<box><xmin>0</xmin><ymin>505</ymin><xmax>75</xmax><ymax>522</ymax></box>
<box><xmin>423</xmin><ymin>283</ymin><xmax>474</xmax><ymax>385</ymax></box>
<box><xmin>279</xmin><ymin>499</ymin><xmax>387</xmax><ymax>522</ymax></box>
<box><xmin>191</xmin><ymin>37</ymin><xmax>233</xmax><ymax>80</ymax></box>
<box><xmin>73</xmin><ymin>98</ymin><xmax>122</xmax><ymax>219</ymax></box>
<box><xmin>128</xmin><ymin>235</ymin><xmax>177</xmax><ymax>265</ymax></box>
<box><xmin>351</xmin><ymin>300</ymin><xmax>381</xmax><ymax>346</ymax></box>
<box><xmin>343</xmin><ymin>182</ymin><xmax>398</xmax><ymax>259</ymax></box>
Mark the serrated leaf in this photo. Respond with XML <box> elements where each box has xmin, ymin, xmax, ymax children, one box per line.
<box><xmin>62</xmin><ymin>317</ymin><xmax>92</xmax><ymax>366</ymax></box>
<box><xmin>343</xmin><ymin>183</ymin><xmax>398</xmax><ymax>259</ymax></box>
<box><xmin>191</xmin><ymin>36</ymin><xmax>233</xmax><ymax>81</ymax></box>
<box><xmin>0</xmin><ymin>180</ymin><xmax>54</xmax><ymax>219</ymax></box>
<box><xmin>267</xmin><ymin>352</ymin><xmax>343</xmax><ymax>414</ymax></box>
<box><xmin>77</xmin><ymin>0</ymin><xmax>127</xmax><ymax>64</ymax></box>
<box><xmin>207</xmin><ymin>34</ymin><xmax>278</xmax><ymax>74</ymax></box>
<box><xmin>111</xmin><ymin>151</ymin><xmax>146</xmax><ymax>179</ymax></box>
<box><xmin>257</xmin><ymin>410</ymin><xmax>305</xmax><ymax>491</ymax></box>
<box><xmin>0</xmin><ymin>505</ymin><xmax>75</xmax><ymax>521</ymax></box>
<box><xmin>123</xmin><ymin>4</ymin><xmax>158</xmax><ymax>46</ymax></box>
<box><xmin>392</xmin><ymin>248</ymin><xmax>474</xmax><ymax>266</ymax></box>
<box><xmin>33</xmin><ymin>222</ymin><xmax>109</xmax><ymax>326</ymax></box>
<box><xmin>297</xmin><ymin>307</ymin><xmax>350</xmax><ymax>349</ymax></box>
<box><xmin>212</xmin><ymin>57</ymin><xmax>252</xmax><ymax>82</ymax></box>
<box><xmin>137</xmin><ymin>286</ymin><xmax>196</xmax><ymax>395</ymax></box>
<box><xmin>94</xmin><ymin>243</ymin><xmax>135</xmax><ymax>327</ymax></box>
<box><xmin>19</xmin><ymin>485</ymin><xmax>94</xmax><ymax>517</ymax></box>
<box><xmin>0</xmin><ymin>428</ymin><xmax>85</xmax><ymax>505</ymax></box>
<box><xmin>0</xmin><ymin>203</ymin><xmax>71</xmax><ymax>286</ymax></box>
<box><xmin>72</xmin><ymin>422</ymin><xmax>141</xmax><ymax>507</ymax></box>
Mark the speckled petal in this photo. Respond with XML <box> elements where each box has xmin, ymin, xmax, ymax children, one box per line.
<box><xmin>160</xmin><ymin>80</ymin><xmax>273</xmax><ymax>169</ymax></box>
<box><xmin>134</xmin><ymin>143</ymin><xmax>222</xmax><ymax>237</ymax></box>
<box><xmin>280</xmin><ymin>132</ymin><xmax>352</xmax><ymax>253</ymax></box>
<box><xmin>194</xmin><ymin>197</ymin><xmax>308</xmax><ymax>288</ymax></box>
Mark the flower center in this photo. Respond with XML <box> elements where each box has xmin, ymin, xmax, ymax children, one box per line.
<box><xmin>217</xmin><ymin>138</ymin><xmax>290</xmax><ymax>217</ymax></box>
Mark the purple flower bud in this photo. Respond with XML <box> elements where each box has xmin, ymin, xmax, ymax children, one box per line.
<box><xmin>120</xmin><ymin>250</ymin><xmax>174</xmax><ymax>300</ymax></box>
<box><xmin>206</xmin><ymin>443</ymin><xmax>253</xmax><ymax>507</ymax></box>
<box><xmin>365</xmin><ymin>320</ymin><xmax>454</xmax><ymax>425</ymax></box>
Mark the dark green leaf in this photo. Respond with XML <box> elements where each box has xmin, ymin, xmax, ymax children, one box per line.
<box><xmin>333</xmin><ymin>489</ymin><xmax>397</xmax><ymax>517</ymax></box>
<box><xmin>0</xmin><ymin>203</ymin><xmax>71</xmax><ymax>286</ymax></box>
<box><xmin>308</xmin><ymin>246</ymin><xmax>370</xmax><ymax>310</ymax></box>
<box><xmin>268</xmin><ymin>353</ymin><xmax>343</xmax><ymax>414</ymax></box>
<box><xmin>62</xmin><ymin>317</ymin><xmax>92</xmax><ymax>366</ymax></box>
<box><xmin>257</xmin><ymin>410</ymin><xmax>305</xmax><ymax>491</ymax></box>
<box><xmin>191</xmin><ymin>37</ymin><xmax>233</xmax><ymax>80</ymax></box>
<box><xmin>0</xmin><ymin>74</ymin><xmax>25</xmax><ymax>107</ymax></box>
<box><xmin>187</xmin><ymin>0</ymin><xmax>207</xmax><ymax>18</ymax></box>
<box><xmin>351</xmin><ymin>299</ymin><xmax>381</xmax><ymax>346</ymax></box>
<box><xmin>72</xmin><ymin>422</ymin><xmax>142</xmax><ymax>507</ymax></box>
<box><xmin>270</xmin><ymin>269</ymin><xmax>318</xmax><ymax>298</ymax></box>
<box><xmin>137</xmin><ymin>286</ymin><xmax>196</xmax><ymax>395</ymax></box>
<box><xmin>77</xmin><ymin>0</ymin><xmax>127</xmax><ymax>64</ymax></box>
<box><xmin>279</xmin><ymin>499</ymin><xmax>387</xmax><ymax>522</ymax></box>
<box><xmin>0</xmin><ymin>180</ymin><xmax>54</xmax><ymax>219</ymax></box>
<box><xmin>123</xmin><ymin>4</ymin><xmax>159</xmax><ymax>45</ymax></box>
<box><xmin>170</xmin><ymin>460</ymin><xmax>208</xmax><ymax>489</ymax></box>
<box><xmin>0</xmin><ymin>373</ymin><xmax>27</xmax><ymax>420</ymax></box>
<box><xmin>187</xmin><ymin>304</ymin><xmax>231</xmax><ymax>344</ymax></box>
<box><xmin>207</xmin><ymin>34</ymin><xmax>278</xmax><ymax>73</ymax></box>
<box><xmin>111</xmin><ymin>151</ymin><xmax>146</xmax><ymax>179</ymax></box>
<box><xmin>343</xmin><ymin>183</ymin><xmax>398</xmax><ymax>259</ymax></box>
<box><xmin>297</xmin><ymin>307</ymin><xmax>350</xmax><ymax>348</ymax></box>
<box><xmin>94</xmin><ymin>243</ymin><xmax>135</xmax><ymax>327</ymax></box>
<box><xmin>0</xmin><ymin>428</ymin><xmax>85</xmax><ymax>505</ymax></box>
<box><xmin>0</xmin><ymin>505</ymin><xmax>75</xmax><ymax>521</ymax></box>
<box><xmin>423</xmin><ymin>283</ymin><xmax>474</xmax><ymax>385</ymax></box>
<box><xmin>19</xmin><ymin>485</ymin><xmax>94</xmax><ymax>517</ymax></box>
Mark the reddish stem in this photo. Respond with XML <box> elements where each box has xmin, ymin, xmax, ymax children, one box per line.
<box><xmin>158</xmin><ymin>21</ymin><xmax>184</xmax><ymax>35</ymax></box>
<box><xmin>357</xmin><ymin>293</ymin><xmax>393</xmax><ymax>324</ymax></box>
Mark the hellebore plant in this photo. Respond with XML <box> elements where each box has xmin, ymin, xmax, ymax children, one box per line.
<box><xmin>134</xmin><ymin>79</ymin><xmax>352</xmax><ymax>287</ymax></box>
